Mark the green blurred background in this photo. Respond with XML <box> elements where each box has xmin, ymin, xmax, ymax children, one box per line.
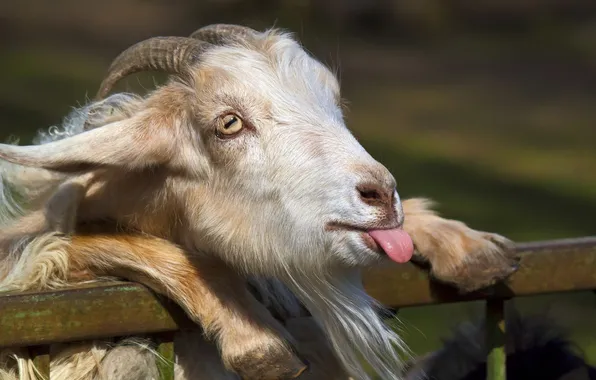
<box><xmin>1</xmin><ymin>0</ymin><xmax>595</xmax><ymax>370</ymax></box>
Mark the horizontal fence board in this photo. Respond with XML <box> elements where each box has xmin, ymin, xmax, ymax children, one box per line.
<box><xmin>0</xmin><ymin>237</ymin><xmax>594</xmax><ymax>348</ymax></box>
<box><xmin>364</xmin><ymin>236</ymin><xmax>596</xmax><ymax>308</ymax></box>
<box><xmin>0</xmin><ymin>282</ymin><xmax>193</xmax><ymax>349</ymax></box>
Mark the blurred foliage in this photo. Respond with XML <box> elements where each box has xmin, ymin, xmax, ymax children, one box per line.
<box><xmin>1</xmin><ymin>0</ymin><xmax>596</xmax><ymax>373</ymax></box>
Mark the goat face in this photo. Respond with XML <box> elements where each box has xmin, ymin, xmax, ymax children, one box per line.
<box><xmin>182</xmin><ymin>32</ymin><xmax>413</xmax><ymax>272</ymax></box>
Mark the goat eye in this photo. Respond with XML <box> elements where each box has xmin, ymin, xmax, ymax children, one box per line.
<box><xmin>217</xmin><ymin>113</ymin><xmax>244</xmax><ymax>136</ymax></box>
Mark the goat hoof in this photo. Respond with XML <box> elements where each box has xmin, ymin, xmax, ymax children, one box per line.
<box><xmin>431</xmin><ymin>232</ymin><xmax>520</xmax><ymax>293</ymax></box>
<box><xmin>229</xmin><ymin>346</ymin><xmax>307</xmax><ymax>380</ymax></box>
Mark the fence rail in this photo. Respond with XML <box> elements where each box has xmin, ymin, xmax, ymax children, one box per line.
<box><xmin>364</xmin><ymin>235</ymin><xmax>596</xmax><ymax>306</ymax></box>
<box><xmin>1</xmin><ymin>236</ymin><xmax>595</xmax><ymax>379</ymax></box>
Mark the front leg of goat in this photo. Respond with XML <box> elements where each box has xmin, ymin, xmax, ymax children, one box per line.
<box><xmin>66</xmin><ymin>234</ymin><xmax>307</xmax><ymax>380</ymax></box>
<box><xmin>402</xmin><ymin>198</ymin><xmax>519</xmax><ymax>292</ymax></box>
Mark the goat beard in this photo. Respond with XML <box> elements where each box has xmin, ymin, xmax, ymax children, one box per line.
<box><xmin>278</xmin><ymin>267</ymin><xmax>409</xmax><ymax>380</ymax></box>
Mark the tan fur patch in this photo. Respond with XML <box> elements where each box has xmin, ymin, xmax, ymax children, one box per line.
<box><xmin>402</xmin><ymin>198</ymin><xmax>519</xmax><ymax>291</ymax></box>
<box><xmin>65</xmin><ymin>231</ymin><xmax>305</xmax><ymax>379</ymax></box>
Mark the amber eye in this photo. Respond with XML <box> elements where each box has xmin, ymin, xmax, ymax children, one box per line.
<box><xmin>216</xmin><ymin>113</ymin><xmax>244</xmax><ymax>136</ymax></box>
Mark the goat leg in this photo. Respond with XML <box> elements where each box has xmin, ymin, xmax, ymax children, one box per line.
<box><xmin>65</xmin><ymin>233</ymin><xmax>307</xmax><ymax>380</ymax></box>
<box><xmin>402</xmin><ymin>198</ymin><xmax>519</xmax><ymax>292</ymax></box>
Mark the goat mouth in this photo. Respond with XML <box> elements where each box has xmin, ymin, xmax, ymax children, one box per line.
<box><xmin>326</xmin><ymin>222</ymin><xmax>414</xmax><ymax>264</ymax></box>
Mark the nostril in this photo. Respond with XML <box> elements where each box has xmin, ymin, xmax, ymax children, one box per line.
<box><xmin>357</xmin><ymin>183</ymin><xmax>385</xmax><ymax>205</ymax></box>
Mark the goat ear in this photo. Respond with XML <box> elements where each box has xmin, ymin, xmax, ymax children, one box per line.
<box><xmin>0</xmin><ymin>120</ymin><xmax>173</xmax><ymax>173</ymax></box>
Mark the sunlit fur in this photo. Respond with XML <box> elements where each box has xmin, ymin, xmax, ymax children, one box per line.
<box><xmin>0</xmin><ymin>27</ymin><xmax>516</xmax><ymax>380</ymax></box>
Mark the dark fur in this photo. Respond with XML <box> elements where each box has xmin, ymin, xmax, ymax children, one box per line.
<box><xmin>405</xmin><ymin>310</ymin><xmax>596</xmax><ymax>380</ymax></box>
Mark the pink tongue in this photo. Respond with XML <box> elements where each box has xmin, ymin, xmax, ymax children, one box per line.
<box><xmin>368</xmin><ymin>229</ymin><xmax>414</xmax><ymax>263</ymax></box>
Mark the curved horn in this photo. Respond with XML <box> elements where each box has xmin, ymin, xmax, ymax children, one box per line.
<box><xmin>189</xmin><ymin>24</ymin><xmax>258</xmax><ymax>45</ymax></box>
<box><xmin>96</xmin><ymin>37</ymin><xmax>208</xmax><ymax>100</ymax></box>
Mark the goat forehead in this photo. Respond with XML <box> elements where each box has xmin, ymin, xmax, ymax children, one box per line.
<box><xmin>201</xmin><ymin>41</ymin><xmax>340</xmax><ymax>114</ymax></box>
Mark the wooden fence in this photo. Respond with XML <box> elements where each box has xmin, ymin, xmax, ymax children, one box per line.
<box><xmin>1</xmin><ymin>236</ymin><xmax>595</xmax><ymax>380</ymax></box>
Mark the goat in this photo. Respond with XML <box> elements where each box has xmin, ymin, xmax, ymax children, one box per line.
<box><xmin>403</xmin><ymin>310</ymin><xmax>596</xmax><ymax>380</ymax></box>
<box><xmin>0</xmin><ymin>24</ymin><xmax>519</xmax><ymax>379</ymax></box>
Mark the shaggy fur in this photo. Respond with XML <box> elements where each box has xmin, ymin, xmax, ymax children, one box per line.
<box><xmin>0</xmin><ymin>25</ymin><xmax>518</xmax><ymax>380</ymax></box>
<box><xmin>404</xmin><ymin>311</ymin><xmax>596</xmax><ymax>380</ymax></box>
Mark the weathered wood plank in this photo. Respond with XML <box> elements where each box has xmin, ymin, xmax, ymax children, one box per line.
<box><xmin>0</xmin><ymin>237</ymin><xmax>594</xmax><ymax>348</ymax></box>
<box><xmin>363</xmin><ymin>236</ymin><xmax>596</xmax><ymax>308</ymax></box>
<box><xmin>0</xmin><ymin>282</ymin><xmax>193</xmax><ymax>349</ymax></box>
